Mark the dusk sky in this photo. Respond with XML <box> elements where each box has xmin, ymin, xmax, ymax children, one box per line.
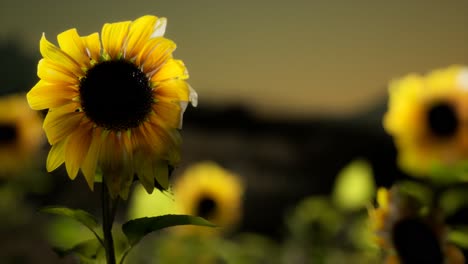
<box><xmin>1</xmin><ymin>1</ymin><xmax>467</xmax><ymax>117</ymax></box>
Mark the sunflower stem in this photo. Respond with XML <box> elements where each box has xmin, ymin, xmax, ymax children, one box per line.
<box><xmin>102</xmin><ymin>184</ymin><xmax>117</xmax><ymax>264</ymax></box>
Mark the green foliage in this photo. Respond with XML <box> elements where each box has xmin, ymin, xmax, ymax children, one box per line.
<box><xmin>41</xmin><ymin>206</ymin><xmax>99</xmax><ymax>229</ymax></box>
<box><xmin>40</xmin><ymin>206</ymin><xmax>103</xmax><ymax>246</ymax></box>
<box><xmin>332</xmin><ymin>159</ymin><xmax>375</xmax><ymax>211</ymax></box>
<box><xmin>440</xmin><ymin>188</ymin><xmax>468</xmax><ymax>216</ymax></box>
<box><xmin>122</xmin><ymin>214</ymin><xmax>216</xmax><ymax>246</ymax></box>
<box><xmin>448</xmin><ymin>227</ymin><xmax>468</xmax><ymax>249</ymax></box>
<box><xmin>53</xmin><ymin>239</ymin><xmax>103</xmax><ymax>261</ymax></box>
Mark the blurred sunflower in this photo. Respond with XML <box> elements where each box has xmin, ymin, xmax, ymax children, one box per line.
<box><xmin>173</xmin><ymin>162</ymin><xmax>244</xmax><ymax>235</ymax></box>
<box><xmin>0</xmin><ymin>94</ymin><xmax>43</xmax><ymax>176</ymax></box>
<box><xmin>369</xmin><ymin>187</ymin><xmax>465</xmax><ymax>264</ymax></box>
<box><xmin>26</xmin><ymin>15</ymin><xmax>197</xmax><ymax>198</ymax></box>
<box><xmin>384</xmin><ymin>66</ymin><xmax>468</xmax><ymax>177</ymax></box>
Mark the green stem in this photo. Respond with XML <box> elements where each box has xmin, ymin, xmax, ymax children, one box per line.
<box><xmin>102</xmin><ymin>184</ymin><xmax>117</xmax><ymax>264</ymax></box>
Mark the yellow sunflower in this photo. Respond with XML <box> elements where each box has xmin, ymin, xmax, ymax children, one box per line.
<box><xmin>0</xmin><ymin>94</ymin><xmax>43</xmax><ymax>176</ymax></box>
<box><xmin>173</xmin><ymin>161</ymin><xmax>244</xmax><ymax>235</ymax></box>
<box><xmin>368</xmin><ymin>187</ymin><xmax>465</xmax><ymax>264</ymax></box>
<box><xmin>26</xmin><ymin>15</ymin><xmax>197</xmax><ymax>199</ymax></box>
<box><xmin>384</xmin><ymin>66</ymin><xmax>468</xmax><ymax>177</ymax></box>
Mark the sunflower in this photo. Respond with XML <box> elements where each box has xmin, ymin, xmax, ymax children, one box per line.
<box><xmin>173</xmin><ymin>161</ymin><xmax>244</xmax><ymax>235</ymax></box>
<box><xmin>369</xmin><ymin>187</ymin><xmax>465</xmax><ymax>264</ymax></box>
<box><xmin>384</xmin><ymin>66</ymin><xmax>468</xmax><ymax>178</ymax></box>
<box><xmin>26</xmin><ymin>15</ymin><xmax>197</xmax><ymax>198</ymax></box>
<box><xmin>0</xmin><ymin>94</ymin><xmax>43</xmax><ymax>176</ymax></box>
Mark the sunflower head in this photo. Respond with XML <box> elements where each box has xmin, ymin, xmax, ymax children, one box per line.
<box><xmin>384</xmin><ymin>66</ymin><xmax>468</xmax><ymax>178</ymax></box>
<box><xmin>0</xmin><ymin>94</ymin><xmax>43</xmax><ymax>176</ymax></box>
<box><xmin>369</xmin><ymin>186</ymin><xmax>465</xmax><ymax>264</ymax></box>
<box><xmin>26</xmin><ymin>15</ymin><xmax>197</xmax><ymax>199</ymax></box>
<box><xmin>173</xmin><ymin>161</ymin><xmax>244</xmax><ymax>235</ymax></box>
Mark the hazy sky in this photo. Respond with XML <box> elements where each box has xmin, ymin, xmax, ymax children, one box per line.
<box><xmin>1</xmin><ymin>1</ymin><xmax>467</xmax><ymax>117</ymax></box>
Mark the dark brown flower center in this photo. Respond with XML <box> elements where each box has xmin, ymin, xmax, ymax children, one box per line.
<box><xmin>196</xmin><ymin>196</ymin><xmax>217</xmax><ymax>219</ymax></box>
<box><xmin>79</xmin><ymin>60</ymin><xmax>153</xmax><ymax>130</ymax></box>
<box><xmin>0</xmin><ymin>123</ymin><xmax>17</xmax><ymax>144</ymax></box>
<box><xmin>427</xmin><ymin>102</ymin><xmax>458</xmax><ymax>138</ymax></box>
<box><xmin>392</xmin><ymin>218</ymin><xmax>443</xmax><ymax>264</ymax></box>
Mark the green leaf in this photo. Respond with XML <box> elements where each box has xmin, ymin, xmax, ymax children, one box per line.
<box><xmin>40</xmin><ymin>206</ymin><xmax>103</xmax><ymax>246</ymax></box>
<box><xmin>41</xmin><ymin>206</ymin><xmax>99</xmax><ymax>229</ymax></box>
<box><xmin>122</xmin><ymin>214</ymin><xmax>216</xmax><ymax>245</ymax></box>
<box><xmin>53</xmin><ymin>239</ymin><xmax>102</xmax><ymax>259</ymax></box>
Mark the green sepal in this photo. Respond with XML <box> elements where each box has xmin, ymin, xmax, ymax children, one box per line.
<box><xmin>122</xmin><ymin>214</ymin><xmax>216</xmax><ymax>246</ymax></box>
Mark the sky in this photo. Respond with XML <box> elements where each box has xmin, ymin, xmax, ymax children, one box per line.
<box><xmin>1</xmin><ymin>0</ymin><xmax>467</xmax><ymax>118</ymax></box>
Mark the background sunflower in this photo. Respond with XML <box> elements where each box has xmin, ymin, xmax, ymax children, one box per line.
<box><xmin>384</xmin><ymin>66</ymin><xmax>468</xmax><ymax>179</ymax></box>
<box><xmin>173</xmin><ymin>161</ymin><xmax>244</xmax><ymax>235</ymax></box>
<box><xmin>0</xmin><ymin>94</ymin><xmax>43</xmax><ymax>176</ymax></box>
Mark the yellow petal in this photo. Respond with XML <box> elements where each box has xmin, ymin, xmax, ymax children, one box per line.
<box><xmin>125</xmin><ymin>15</ymin><xmax>158</xmax><ymax>59</ymax></box>
<box><xmin>152</xmin><ymin>59</ymin><xmax>189</xmax><ymax>83</ymax></box>
<box><xmin>27</xmin><ymin>80</ymin><xmax>78</xmax><ymax>110</ymax></box>
<box><xmin>46</xmin><ymin>138</ymin><xmax>67</xmax><ymax>172</ymax></box>
<box><xmin>100</xmin><ymin>131</ymin><xmax>134</xmax><ymax>199</ymax></box>
<box><xmin>64</xmin><ymin>122</ymin><xmax>92</xmax><ymax>180</ymax></box>
<box><xmin>136</xmin><ymin>37</ymin><xmax>175</xmax><ymax>74</ymax></box>
<box><xmin>57</xmin><ymin>29</ymin><xmax>91</xmax><ymax>68</ymax></box>
<box><xmin>133</xmin><ymin>153</ymin><xmax>155</xmax><ymax>193</ymax></box>
<box><xmin>81</xmin><ymin>127</ymin><xmax>103</xmax><ymax>190</ymax></box>
<box><xmin>146</xmin><ymin>117</ymin><xmax>182</xmax><ymax>164</ymax></box>
<box><xmin>40</xmin><ymin>33</ymin><xmax>83</xmax><ymax>76</ymax></box>
<box><xmin>43</xmin><ymin>103</ymin><xmax>83</xmax><ymax>144</ymax></box>
<box><xmin>154</xmin><ymin>79</ymin><xmax>190</xmax><ymax>102</ymax></box>
<box><xmin>150</xmin><ymin>17</ymin><xmax>167</xmax><ymax>38</ymax></box>
<box><xmin>81</xmin><ymin>32</ymin><xmax>101</xmax><ymax>62</ymax></box>
<box><xmin>101</xmin><ymin>21</ymin><xmax>131</xmax><ymax>59</ymax></box>
<box><xmin>152</xmin><ymin>101</ymin><xmax>182</xmax><ymax>129</ymax></box>
<box><xmin>131</xmin><ymin>123</ymin><xmax>165</xmax><ymax>157</ymax></box>
<box><xmin>37</xmin><ymin>59</ymin><xmax>79</xmax><ymax>85</ymax></box>
<box><xmin>153</xmin><ymin>160</ymin><xmax>169</xmax><ymax>190</ymax></box>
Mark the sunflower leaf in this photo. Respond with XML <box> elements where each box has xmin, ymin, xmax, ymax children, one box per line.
<box><xmin>40</xmin><ymin>206</ymin><xmax>103</xmax><ymax>246</ymax></box>
<box><xmin>122</xmin><ymin>214</ymin><xmax>216</xmax><ymax>245</ymax></box>
<box><xmin>53</xmin><ymin>238</ymin><xmax>102</xmax><ymax>259</ymax></box>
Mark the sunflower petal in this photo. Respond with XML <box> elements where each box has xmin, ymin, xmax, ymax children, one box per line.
<box><xmin>150</xmin><ymin>17</ymin><xmax>167</xmax><ymax>38</ymax></box>
<box><xmin>152</xmin><ymin>59</ymin><xmax>189</xmax><ymax>83</ymax></box>
<box><xmin>81</xmin><ymin>128</ymin><xmax>103</xmax><ymax>190</ymax></box>
<box><xmin>102</xmin><ymin>21</ymin><xmax>131</xmax><ymax>59</ymax></box>
<box><xmin>40</xmin><ymin>33</ymin><xmax>83</xmax><ymax>76</ymax></box>
<box><xmin>136</xmin><ymin>37</ymin><xmax>175</xmax><ymax>75</ymax></box>
<box><xmin>152</xmin><ymin>101</ymin><xmax>182</xmax><ymax>129</ymax></box>
<box><xmin>125</xmin><ymin>15</ymin><xmax>158</xmax><ymax>59</ymax></box>
<box><xmin>81</xmin><ymin>32</ymin><xmax>101</xmax><ymax>62</ymax></box>
<box><xmin>154</xmin><ymin>79</ymin><xmax>190</xmax><ymax>102</ymax></box>
<box><xmin>100</xmin><ymin>131</ymin><xmax>133</xmax><ymax>199</ymax></box>
<box><xmin>147</xmin><ymin>117</ymin><xmax>182</xmax><ymax>164</ymax></box>
<box><xmin>27</xmin><ymin>80</ymin><xmax>78</xmax><ymax>110</ymax></box>
<box><xmin>133</xmin><ymin>154</ymin><xmax>155</xmax><ymax>194</ymax></box>
<box><xmin>133</xmin><ymin>122</ymin><xmax>167</xmax><ymax>158</ymax></box>
<box><xmin>43</xmin><ymin>103</ymin><xmax>83</xmax><ymax>144</ymax></box>
<box><xmin>57</xmin><ymin>29</ymin><xmax>90</xmax><ymax>68</ymax></box>
<box><xmin>46</xmin><ymin>139</ymin><xmax>67</xmax><ymax>172</ymax></box>
<box><xmin>153</xmin><ymin>160</ymin><xmax>169</xmax><ymax>190</ymax></box>
<box><xmin>37</xmin><ymin>59</ymin><xmax>79</xmax><ymax>85</ymax></box>
<box><xmin>189</xmin><ymin>84</ymin><xmax>198</xmax><ymax>107</ymax></box>
<box><xmin>64</xmin><ymin>122</ymin><xmax>92</xmax><ymax>180</ymax></box>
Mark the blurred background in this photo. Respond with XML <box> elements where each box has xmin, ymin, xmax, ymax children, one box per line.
<box><xmin>0</xmin><ymin>0</ymin><xmax>468</xmax><ymax>263</ymax></box>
